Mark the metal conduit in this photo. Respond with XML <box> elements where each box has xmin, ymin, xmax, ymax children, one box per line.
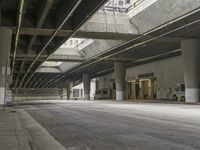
<box><xmin>26</xmin><ymin>0</ymin><xmax>108</xmax><ymax>88</ymax></box>
<box><xmin>14</xmin><ymin>0</ymin><xmax>54</xmax><ymax>88</ymax></box>
<box><xmin>23</xmin><ymin>0</ymin><xmax>107</xmax><ymax>88</ymax></box>
<box><xmin>19</xmin><ymin>0</ymin><xmax>83</xmax><ymax>88</ymax></box>
<box><xmin>11</xmin><ymin>0</ymin><xmax>25</xmax><ymax>75</ymax></box>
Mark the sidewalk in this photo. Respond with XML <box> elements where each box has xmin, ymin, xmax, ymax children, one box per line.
<box><xmin>0</xmin><ymin>107</ymin><xmax>31</xmax><ymax>150</ymax></box>
<box><xmin>0</xmin><ymin>106</ymin><xmax>67</xmax><ymax>150</ymax></box>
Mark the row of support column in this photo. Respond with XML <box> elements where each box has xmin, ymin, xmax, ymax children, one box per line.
<box><xmin>64</xmin><ymin>62</ymin><xmax>126</xmax><ymax>101</ymax></box>
<box><xmin>64</xmin><ymin>74</ymin><xmax>91</xmax><ymax>100</ymax></box>
<box><xmin>113</xmin><ymin>39</ymin><xmax>200</xmax><ymax>103</ymax></box>
<box><xmin>64</xmin><ymin>49</ymin><xmax>200</xmax><ymax>103</ymax></box>
<box><xmin>0</xmin><ymin>27</ymin><xmax>198</xmax><ymax>103</ymax></box>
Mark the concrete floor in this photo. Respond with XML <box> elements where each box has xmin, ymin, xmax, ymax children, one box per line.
<box><xmin>1</xmin><ymin>100</ymin><xmax>200</xmax><ymax>150</ymax></box>
<box><xmin>0</xmin><ymin>109</ymin><xmax>31</xmax><ymax>150</ymax></box>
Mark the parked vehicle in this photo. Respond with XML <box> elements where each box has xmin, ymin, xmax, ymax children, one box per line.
<box><xmin>94</xmin><ymin>89</ymin><xmax>111</xmax><ymax>100</ymax></box>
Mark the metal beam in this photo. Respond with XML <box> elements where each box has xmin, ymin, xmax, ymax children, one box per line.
<box><xmin>20</xmin><ymin>0</ymin><xmax>83</xmax><ymax>88</ymax></box>
<box><xmin>27</xmin><ymin>74</ymin><xmax>38</xmax><ymax>88</ymax></box>
<box><xmin>36</xmin><ymin>74</ymin><xmax>52</xmax><ymax>88</ymax></box>
<box><xmin>57</xmin><ymin>49</ymin><xmax>182</xmax><ymax>88</ymax></box>
<box><xmin>12</xmin><ymin>54</ymin><xmax>146</xmax><ymax>62</ymax></box>
<box><xmin>26</xmin><ymin>0</ymin><xmax>54</xmax><ymax>54</ymax></box>
<box><xmin>12</xmin><ymin>53</ymin><xmax>85</xmax><ymax>61</ymax></box>
<box><xmin>23</xmin><ymin>0</ymin><xmax>109</xmax><ymax>88</ymax></box>
<box><xmin>47</xmin><ymin>7</ymin><xmax>200</xmax><ymax>88</ymax></box>
<box><xmin>11</xmin><ymin>0</ymin><xmax>25</xmax><ymax>75</ymax></box>
<box><xmin>12</xmin><ymin>27</ymin><xmax>72</xmax><ymax>36</ymax></box>
<box><xmin>15</xmin><ymin>0</ymin><xmax>54</xmax><ymax>88</ymax></box>
<box><xmin>34</xmin><ymin>74</ymin><xmax>45</xmax><ymax>88</ymax></box>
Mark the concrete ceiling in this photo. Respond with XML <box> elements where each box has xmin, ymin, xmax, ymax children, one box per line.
<box><xmin>44</xmin><ymin>9</ymin><xmax>200</xmax><ymax>88</ymax></box>
<box><xmin>0</xmin><ymin>0</ymin><xmax>108</xmax><ymax>88</ymax></box>
<box><xmin>3</xmin><ymin>0</ymin><xmax>200</xmax><ymax>89</ymax></box>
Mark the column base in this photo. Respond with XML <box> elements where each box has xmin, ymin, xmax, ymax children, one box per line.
<box><xmin>185</xmin><ymin>88</ymin><xmax>200</xmax><ymax>103</ymax></box>
<box><xmin>116</xmin><ymin>91</ymin><xmax>125</xmax><ymax>101</ymax></box>
<box><xmin>0</xmin><ymin>87</ymin><xmax>5</xmax><ymax>105</ymax></box>
<box><xmin>84</xmin><ymin>94</ymin><xmax>90</xmax><ymax>100</ymax></box>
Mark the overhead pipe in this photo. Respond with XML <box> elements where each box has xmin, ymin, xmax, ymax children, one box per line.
<box><xmin>28</xmin><ymin>0</ymin><xmax>109</xmax><ymax>88</ymax></box>
<box><xmin>52</xmin><ymin>7</ymin><xmax>200</xmax><ymax>88</ymax></box>
<box><xmin>14</xmin><ymin>0</ymin><xmax>54</xmax><ymax>88</ymax></box>
<box><xmin>23</xmin><ymin>0</ymin><xmax>107</xmax><ymax>88</ymax></box>
<box><xmin>19</xmin><ymin>0</ymin><xmax>83</xmax><ymax>88</ymax></box>
<box><xmin>11</xmin><ymin>0</ymin><xmax>25</xmax><ymax>75</ymax></box>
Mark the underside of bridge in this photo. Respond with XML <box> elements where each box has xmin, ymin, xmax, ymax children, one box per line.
<box><xmin>2</xmin><ymin>0</ymin><xmax>107</xmax><ymax>88</ymax></box>
<box><xmin>0</xmin><ymin>0</ymin><xmax>200</xmax><ymax>150</ymax></box>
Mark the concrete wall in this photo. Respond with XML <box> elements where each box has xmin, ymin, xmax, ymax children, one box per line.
<box><xmin>15</xmin><ymin>88</ymin><xmax>59</xmax><ymax>95</ymax></box>
<box><xmin>126</xmin><ymin>56</ymin><xmax>184</xmax><ymax>99</ymax></box>
<box><xmin>97</xmin><ymin>56</ymin><xmax>184</xmax><ymax>100</ymax></box>
<box><xmin>130</xmin><ymin>0</ymin><xmax>200</xmax><ymax>33</ymax></box>
<box><xmin>14</xmin><ymin>80</ymin><xmax>97</xmax><ymax>101</ymax></box>
<box><xmin>13</xmin><ymin>88</ymin><xmax>64</xmax><ymax>101</ymax></box>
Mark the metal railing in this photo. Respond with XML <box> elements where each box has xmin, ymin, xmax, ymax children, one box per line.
<box><xmin>99</xmin><ymin>0</ymin><xmax>147</xmax><ymax>14</ymax></box>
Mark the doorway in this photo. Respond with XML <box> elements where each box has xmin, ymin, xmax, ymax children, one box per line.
<box><xmin>128</xmin><ymin>78</ymin><xmax>156</xmax><ymax>100</ymax></box>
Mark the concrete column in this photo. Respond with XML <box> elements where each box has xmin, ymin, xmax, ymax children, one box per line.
<box><xmin>181</xmin><ymin>39</ymin><xmax>200</xmax><ymax>103</ymax></box>
<box><xmin>83</xmin><ymin>74</ymin><xmax>90</xmax><ymax>100</ymax></box>
<box><xmin>114</xmin><ymin>61</ymin><xmax>126</xmax><ymax>101</ymax></box>
<box><xmin>0</xmin><ymin>28</ymin><xmax>12</xmax><ymax>105</ymax></box>
<box><xmin>64</xmin><ymin>81</ymin><xmax>71</xmax><ymax>100</ymax></box>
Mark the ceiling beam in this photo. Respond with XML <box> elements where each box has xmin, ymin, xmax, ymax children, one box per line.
<box><xmin>11</xmin><ymin>54</ymin><xmax>85</xmax><ymax>62</ymax></box>
<box><xmin>14</xmin><ymin>0</ymin><xmax>54</xmax><ymax>88</ymax></box>
<box><xmin>9</xmin><ymin>27</ymin><xmax>134</xmax><ymax>40</ymax></box>
<box><xmin>56</xmin><ymin>49</ymin><xmax>182</xmax><ymax>88</ymax></box>
<box><xmin>11</xmin><ymin>0</ymin><xmax>25</xmax><ymax>75</ymax></box>
<box><xmin>20</xmin><ymin>0</ymin><xmax>84</xmax><ymax>88</ymax></box>
<box><xmin>3</xmin><ymin>26</ymin><xmax>190</xmax><ymax>41</ymax></box>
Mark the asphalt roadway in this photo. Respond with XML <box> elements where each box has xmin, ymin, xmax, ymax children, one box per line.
<box><xmin>17</xmin><ymin>100</ymin><xmax>200</xmax><ymax>150</ymax></box>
